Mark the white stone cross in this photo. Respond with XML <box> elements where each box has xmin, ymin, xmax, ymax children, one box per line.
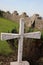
<box><xmin>1</xmin><ymin>18</ymin><xmax>41</xmax><ymax>65</ymax></box>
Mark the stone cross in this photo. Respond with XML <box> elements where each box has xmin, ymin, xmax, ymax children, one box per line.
<box><xmin>1</xmin><ymin>18</ymin><xmax>41</xmax><ymax>65</ymax></box>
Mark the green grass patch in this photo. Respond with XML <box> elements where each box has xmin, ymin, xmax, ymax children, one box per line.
<box><xmin>0</xmin><ymin>17</ymin><xmax>19</xmax><ymax>55</ymax></box>
<box><xmin>0</xmin><ymin>17</ymin><xmax>19</xmax><ymax>32</ymax></box>
<box><xmin>0</xmin><ymin>40</ymin><xmax>13</xmax><ymax>56</ymax></box>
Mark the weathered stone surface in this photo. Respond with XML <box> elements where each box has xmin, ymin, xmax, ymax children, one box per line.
<box><xmin>30</xmin><ymin>14</ymin><xmax>43</xmax><ymax>30</ymax></box>
<box><xmin>10</xmin><ymin>61</ymin><xmax>29</xmax><ymax>65</ymax></box>
<box><xmin>2</xmin><ymin>10</ymin><xmax>43</xmax><ymax>30</ymax></box>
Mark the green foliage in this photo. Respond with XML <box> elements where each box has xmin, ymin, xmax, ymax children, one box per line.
<box><xmin>0</xmin><ymin>10</ymin><xmax>5</xmax><ymax>17</ymax></box>
<box><xmin>28</xmin><ymin>27</ymin><xmax>34</xmax><ymax>32</ymax></box>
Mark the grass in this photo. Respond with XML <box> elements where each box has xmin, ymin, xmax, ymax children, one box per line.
<box><xmin>0</xmin><ymin>17</ymin><xmax>19</xmax><ymax>32</ymax></box>
<box><xmin>0</xmin><ymin>40</ymin><xmax>13</xmax><ymax>56</ymax></box>
<box><xmin>0</xmin><ymin>17</ymin><xmax>19</xmax><ymax>56</ymax></box>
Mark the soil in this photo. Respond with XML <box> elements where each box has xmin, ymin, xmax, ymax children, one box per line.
<box><xmin>0</xmin><ymin>51</ymin><xmax>17</xmax><ymax>65</ymax></box>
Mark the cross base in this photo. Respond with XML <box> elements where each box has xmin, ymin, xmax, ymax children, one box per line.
<box><xmin>10</xmin><ymin>61</ymin><xmax>30</xmax><ymax>65</ymax></box>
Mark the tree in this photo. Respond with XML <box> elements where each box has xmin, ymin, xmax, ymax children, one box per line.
<box><xmin>0</xmin><ymin>10</ymin><xmax>5</xmax><ymax>17</ymax></box>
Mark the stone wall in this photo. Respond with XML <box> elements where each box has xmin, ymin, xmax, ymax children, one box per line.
<box><xmin>3</xmin><ymin>11</ymin><xmax>43</xmax><ymax>30</ymax></box>
<box><xmin>30</xmin><ymin>14</ymin><xmax>43</xmax><ymax>30</ymax></box>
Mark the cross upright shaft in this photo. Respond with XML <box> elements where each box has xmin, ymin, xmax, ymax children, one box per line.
<box><xmin>18</xmin><ymin>18</ymin><xmax>24</xmax><ymax>62</ymax></box>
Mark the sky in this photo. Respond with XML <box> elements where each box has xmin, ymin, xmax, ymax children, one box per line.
<box><xmin>0</xmin><ymin>0</ymin><xmax>43</xmax><ymax>16</ymax></box>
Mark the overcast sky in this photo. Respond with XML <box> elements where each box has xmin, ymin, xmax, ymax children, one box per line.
<box><xmin>0</xmin><ymin>0</ymin><xmax>43</xmax><ymax>16</ymax></box>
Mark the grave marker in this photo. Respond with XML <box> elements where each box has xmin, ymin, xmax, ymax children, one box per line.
<box><xmin>1</xmin><ymin>18</ymin><xmax>41</xmax><ymax>65</ymax></box>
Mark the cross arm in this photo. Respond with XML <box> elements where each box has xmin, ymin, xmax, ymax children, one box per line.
<box><xmin>24</xmin><ymin>31</ymin><xmax>41</xmax><ymax>39</ymax></box>
<box><xmin>1</xmin><ymin>33</ymin><xmax>20</xmax><ymax>40</ymax></box>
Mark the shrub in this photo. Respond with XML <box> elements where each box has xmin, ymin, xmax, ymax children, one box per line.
<box><xmin>28</xmin><ymin>27</ymin><xmax>34</xmax><ymax>32</ymax></box>
<box><xmin>0</xmin><ymin>10</ymin><xmax>5</xmax><ymax>17</ymax></box>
